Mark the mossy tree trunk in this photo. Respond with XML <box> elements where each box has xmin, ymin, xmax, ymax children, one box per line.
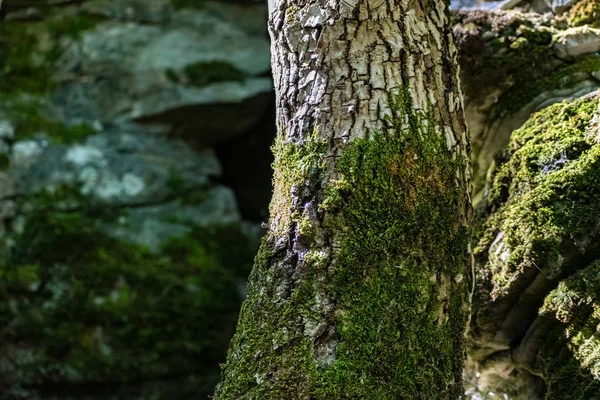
<box><xmin>215</xmin><ymin>0</ymin><xmax>472</xmax><ymax>398</ymax></box>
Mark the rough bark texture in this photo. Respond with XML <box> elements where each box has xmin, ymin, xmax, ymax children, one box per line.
<box><xmin>215</xmin><ymin>0</ymin><xmax>472</xmax><ymax>398</ymax></box>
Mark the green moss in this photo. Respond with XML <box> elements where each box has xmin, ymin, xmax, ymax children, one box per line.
<box><xmin>169</xmin><ymin>0</ymin><xmax>207</xmax><ymax>10</ymax></box>
<box><xmin>1</xmin><ymin>98</ymin><xmax>97</xmax><ymax>143</ymax></box>
<box><xmin>166</xmin><ymin>171</ymin><xmax>211</xmax><ymax>205</ymax></box>
<box><xmin>216</xmin><ymin>130</ymin><xmax>330</xmax><ymax>398</ymax></box>
<box><xmin>285</xmin><ymin>5</ymin><xmax>301</xmax><ymax>23</ymax></box>
<box><xmin>570</xmin><ymin>0</ymin><xmax>600</xmax><ymax>28</ymax></box>
<box><xmin>0</xmin><ymin>23</ymin><xmax>56</xmax><ymax>94</ymax></box>
<box><xmin>538</xmin><ymin>261</ymin><xmax>600</xmax><ymax>399</ymax></box>
<box><xmin>461</xmin><ymin>21</ymin><xmax>555</xmax><ymax>113</ymax></box>
<box><xmin>472</xmin><ymin>94</ymin><xmax>600</xmax><ymax>398</ymax></box>
<box><xmin>217</xmin><ymin>89</ymin><xmax>471</xmax><ymax>399</ymax></box>
<box><xmin>269</xmin><ymin>129</ymin><xmax>326</xmax><ymax>237</ymax></box>
<box><xmin>477</xmin><ymin>97</ymin><xmax>600</xmax><ymax>296</ymax></box>
<box><xmin>314</xmin><ymin>91</ymin><xmax>470</xmax><ymax>398</ymax></box>
<box><xmin>459</xmin><ymin>17</ymin><xmax>600</xmax><ymax>121</ymax></box>
<box><xmin>45</xmin><ymin>14</ymin><xmax>106</xmax><ymax>40</ymax></box>
<box><xmin>0</xmin><ymin>263</ymin><xmax>41</xmax><ymax>292</ymax></box>
<box><xmin>215</xmin><ymin>238</ymin><xmax>319</xmax><ymax>399</ymax></box>
<box><xmin>0</xmin><ymin>191</ymin><xmax>257</xmax><ymax>397</ymax></box>
<box><xmin>165</xmin><ymin>68</ymin><xmax>181</xmax><ymax>84</ymax></box>
<box><xmin>27</xmin><ymin>183</ymin><xmax>90</xmax><ymax>214</ymax></box>
<box><xmin>0</xmin><ymin>14</ymin><xmax>104</xmax><ymax>96</ymax></box>
<box><xmin>183</xmin><ymin>61</ymin><xmax>247</xmax><ymax>87</ymax></box>
<box><xmin>0</xmin><ymin>153</ymin><xmax>10</xmax><ymax>171</ymax></box>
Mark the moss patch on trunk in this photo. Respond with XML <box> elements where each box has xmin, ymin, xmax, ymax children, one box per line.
<box><xmin>216</xmin><ymin>90</ymin><xmax>471</xmax><ymax>399</ymax></box>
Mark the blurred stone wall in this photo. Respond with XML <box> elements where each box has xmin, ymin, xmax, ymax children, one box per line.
<box><xmin>0</xmin><ymin>1</ymin><xmax>273</xmax><ymax>398</ymax></box>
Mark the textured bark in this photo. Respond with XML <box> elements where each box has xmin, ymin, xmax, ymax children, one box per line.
<box><xmin>215</xmin><ymin>0</ymin><xmax>472</xmax><ymax>398</ymax></box>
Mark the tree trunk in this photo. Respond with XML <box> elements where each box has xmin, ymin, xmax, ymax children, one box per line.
<box><xmin>215</xmin><ymin>0</ymin><xmax>472</xmax><ymax>398</ymax></box>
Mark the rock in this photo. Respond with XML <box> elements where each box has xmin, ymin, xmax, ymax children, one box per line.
<box><xmin>450</xmin><ymin>0</ymin><xmax>516</xmax><ymax>10</ymax></box>
<box><xmin>3</xmin><ymin>7</ymin><xmax>43</xmax><ymax>21</ymax></box>
<box><xmin>500</xmin><ymin>0</ymin><xmax>526</xmax><ymax>10</ymax></box>
<box><xmin>0</xmin><ymin>121</ymin><xmax>15</xmax><ymax>140</ymax></box>
<box><xmin>454</xmin><ymin>9</ymin><xmax>600</xmax><ymax>203</ymax></box>
<box><xmin>201</xmin><ymin>1</ymin><xmax>268</xmax><ymax>36</ymax></box>
<box><xmin>0</xmin><ymin>106</ymin><xmax>264</xmax><ymax>398</ymax></box>
<box><xmin>554</xmin><ymin>26</ymin><xmax>600</xmax><ymax>59</ymax></box>
<box><xmin>0</xmin><ymin>117</ymin><xmax>263</xmax><ymax>399</ymax></box>
<box><xmin>0</xmin><ymin>0</ymin><xmax>272</xmax><ymax>146</ymax></box>
<box><xmin>548</xmin><ymin>0</ymin><xmax>578</xmax><ymax>13</ymax></box>
<box><xmin>80</xmin><ymin>0</ymin><xmax>173</xmax><ymax>24</ymax></box>
<box><xmin>468</xmin><ymin>95</ymin><xmax>600</xmax><ymax>399</ymax></box>
<box><xmin>12</xmin><ymin>124</ymin><xmax>220</xmax><ymax>206</ymax></box>
<box><xmin>106</xmin><ymin>185</ymin><xmax>241</xmax><ymax>251</ymax></box>
<box><xmin>51</xmin><ymin>3</ymin><xmax>272</xmax><ymax>144</ymax></box>
<box><xmin>487</xmin><ymin>0</ymin><xmax>577</xmax><ymax>13</ymax></box>
<box><xmin>0</xmin><ymin>1</ymin><xmax>270</xmax><ymax>398</ymax></box>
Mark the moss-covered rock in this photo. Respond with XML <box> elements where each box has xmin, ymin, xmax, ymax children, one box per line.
<box><xmin>182</xmin><ymin>61</ymin><xmax>248</xmax><ymax>87</ymax></box>
<box><xmin>570</xmin><ymin>0</ymin><xmax>600</xmax><ymax>28</ymax></box>
<box><xmin>0</xmin><ymin>0</ymin><xmax>271</xmax><ymax>398</ymax></box>
<box><xmin>0</xmin><ymin>97</ymin><xmax>97</xmax><ymax>143</ymax></box>
<box><xmin>478</xmin><ymin>97</ymin><xmax>599</xmax><ymax>293</ymax></box>
<box><xmin>0</xmin><ymin>202</ymin><xmax>257</xmax><ymax>399</ymax></box>
<box><xmin>454</xmin><ymin>11</ymin><xmax>557</xmax><ymax>114</ymax></box>
<box><xmin>0</xmin><ymin>11</ymin><xmax>105</xmax><ymax>96</ymax></box>
<box><xmin>453</xmin><ymin>9</ymin><xmax>600</xmax><ymax>204</ymax></box>
<box><xmin>469</xmin><ymin>95</ymin><xmax>600</xmax><ymax>399</ymax></box>
<box><xmin>540</xmin><ymin>261</ymin><xmax>600</xmax><ymax>399</ymax></box>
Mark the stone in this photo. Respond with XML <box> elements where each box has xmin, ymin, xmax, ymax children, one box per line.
<box><xmin>469</xmin><ymin>95</ymin><xmax>600</xmax><ymax>399</ymax></box>
<box><xmin>454</xmin><ymin>9</ymin><xmax>600</xmax><ymax>203</ymax></box>
<box><xmin>554</xmin><ymin>26</ymin><xmax>600</xmax><ymax>59</ymax></box>
<box><xmin>80</xmin><ymin>0</ymin><xmax>172</xmax><ymax>24</ymax></box>
<box><xmin>549</xmin><ymin>0</ymin><xmax>578</xmax><ymax>13</ymax></box>
<box><xmin>52</xmin><ymin>2</ymin><xmax>272</xmax><ymax>144</ymax></box>
<box><xmin>0</xmin><ymin>1</ymin><xmax>270</xmax><ymax>398</ymax></box>
<box><xmin>11</xmin><ymin>124</ymin><xmax>222</xmax><ymax>207</ymax></box>
<box><xmin>0</xmin><ymin>121</ymin><xmax>15</xmax><ymax>140</ymax></box>
<box><xmin>106</xmin><ymin>185</ymin><xmax>241</xmax><ymax>250</ymax></box>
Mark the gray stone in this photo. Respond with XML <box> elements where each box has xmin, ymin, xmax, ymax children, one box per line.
<box><xmin>0</xmin><ymin>121</ymin><xmax>15</xmax><ymax>141</ymax></box>
<box><xmin>11</xmin><ymin>124</ymin><xmax>222</xmax><ymax>207</ymax></box>
<box><xmin>52</xmin><ymin>3</ymin><xmax>272</xmax><ymax>143</ymax></box>
<box><xmin>80</xmin><ymin>0</ymin><xmax>172</xmax><ymax>24</ymax></box>
<box><xmin>104</xmin><ymin>184</ymin><xmax>241</xmax><ymax>250</ymax></box>
<box><xmin>500</xmin><ymin>0</ymin><xmax>525</xmax><ymax>10</ymax></box>
<box><xmin>554</xmin><ymin>27</ymin><xmax>600</xmax><ymax>59</ymax></box>
<box><xmin>547</xmin><ymin>0</ymin><xmax>578</xmax><ymax>13</ymax></box>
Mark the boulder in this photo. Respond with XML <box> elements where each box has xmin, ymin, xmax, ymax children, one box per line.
<box><xmin>554</xmin><ymin>26</ymin><xmax>600</xmax><ymax>59</ymax></box>
<box><xmin>0</xmin><ymin>0</ymin><xmax>269</xmax><ymax>398</ymax></box>
<box><xmin>454</xmin><ymin>9</ymin><xmax>600</xmax><ymax>203</ymax></box>
<box><xmin>468</xmin><ymin>94</ymin><xmax>600</xmax><ymax>399</ymax></box>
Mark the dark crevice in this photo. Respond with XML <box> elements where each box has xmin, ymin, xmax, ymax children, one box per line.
<box><xmin>213</xmin><ymin>94</ymin><xmax>276</xmax><ymax>222</ymax></box>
